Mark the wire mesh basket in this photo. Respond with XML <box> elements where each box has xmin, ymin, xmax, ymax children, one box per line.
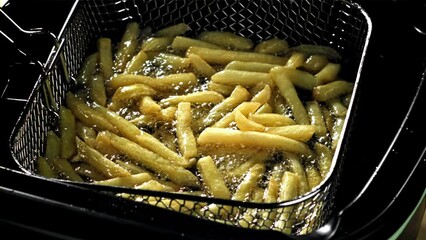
<box><xmin>9</xmin><ymin>0</ymin><xmax>371</xmax><ymax>236</ymax></box>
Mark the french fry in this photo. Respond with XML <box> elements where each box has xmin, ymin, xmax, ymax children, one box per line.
<box><xmin>154</xmin><ymin>23</ymin><xmax>191</xmax><ymax>37</ymax></box>
<box><xmin>141</xmin><ymin>37</ymin><xmax>173</xmax><ymax>52</ymax></box>
<box><xmin>108</xmin><ymin>73</ymin><xmax>197</xmax><ymax>92</ymax></box>
<box><xmin>89</xmin><ymin>74</ymin><xmax>107</xmax><ymax>106</ymax></box>
<box><xmin>306</xmin><ymin>101</ymin><xmax>328</xmax><ymax>139</ymax></box>
<box><xmin>136</xmin><ymin>180</ymin><xmax>176</xmax><ymax>192</ymax></box>
<box><xmin>197</xmin><ymin>31</ymin><xmax>254</xmax><ymax>51</ymax></box>
<box><xmin>270</xmin><ymin>92</ymin><xmax>288</xmax><ymax>115</ymax></box>
<box><xmin>59</xmin><ymin>106</ymin><xmax>77</xmax><ymax>160</ymax></box>
<box><xmin>188</xmin><ymin>53</ymin><xmax>217</xmax><ymax>78</ymax></box>
<box><xmin>238</xmin><ymin>187</ymin><xmax>264</xmax><ymax>228</ymax></box>
<box><xmin>197</xmin><ymin>128</ymin><xmax>313</xmax><ymax>156</ymax></box>
<box><xmin>94</xmin><ymin>131</ymin><xmax>119</xmax><ymax>156</ymax></box>
<box><xmin>160</xmin><ymin>91</ymin><xmax>224</xmax><ymax>105</ymax></box>
<box><xmin>175</xmin><ymin>102</ymin><xmax>198</xmax><ymax>159</ymax></box>
<box><xmin>248</xmin><ymin>113</ymin><xmax>296</xmax><ymax>127</ymax></box>
<box><xmin>265</xmin><ymin>125</ymin><xmax>316</xmax><ymax>142</ymax></box>
<box><xmin>285</xmin><ymin>52</ymin><xmax>307</xmax><ymax>69</ymax></box>
<box><xmin>303</xmin><ymin>55</ymin><xmax>328</xmax><ymax>73</ymax></box>
<box><xmin>124</xmin><ymin>49</ymin><xmax>148</xmax><ymax>74</ymax></box>
<box><xmin>66</xmin><ymin>92</ymin><xmax>119</xmax><ymax>134</ymax></box>
<box><xmin>321</xmin><ymin>105</ymin><xmax>334</xmax><ymax>134</ymax></box>
<box><xmin>270</xmin><ymin>66</ymin><xmax>310</xmax><ymax>125</ymax></box>
<box><xmin>232</xmin><ymin>163</ymin><xmax>265</xmax><ymax>201</ymax></box>
<box><xmin>194</xmin><ymin>85</ymin><xmax>250</xmax><ymax>131</ymax></box>
<box><xmin>52</xmin><ymin>157</ymin><xmax>84</xmax><ymax>182</ymax></box>
<box><xmin>37</xmin><ymin>156</ymin><xmax>57</xmax><ymax>179</ymax></box>
<box><xmin>105</xmin><ymin>131</ymin><xmax>199</xmax><ymax>187</ymax></box>
<box><xmin>211</xmin><ymin>102</ymin><xmax>260</xmax><ymax>128</ymax></box>
<box><xmin>45</xmin><ymin>130</ymin><xmax>61</xmax><ymax>163</ymax></box>
<box><xmin>276</xmin><ymin>67</ymin><xmax>317</xmax><ymax>91</ymax></box>
<box><xmin>196</xmin><ymin>156</ymin><xmax>231</xmax><ymax>199</ymax></box>
<box><xmin>207</xmin><ymin>82</ymin><xmax>234</xmax><ymax>97</ymax></box>
<box><xmin>331</xmin><ymin>117</ymin><xmax>345</xmax><ymax>151</ymax></box>
<box><xmin>139</xmin><ymin>96</ymin><xmax>161</xmax><ymax>115</ymax></box>
<box><xmin>155</xmin><ymin>53</ymin><xmax>190</xmax><ymax>71</ymax></box>
<box><xmin>254</xmin><ymin>37</ymin><xmax>289</xmax><ymax>55</ymax></box>
<box><xmin>225</xmin><ymin>61</ymin><xmax>280</xmax><ymax>73</ymax></box>
<box><xmin>315</xmin><ymin>63</ymin><xmax>341</xmax><ymax>85</ymax></box>
<box><xmin>186</xmin><ymin>46</ymin><xmax>289</xmax><ymax>65</ymax></box>
<box><xmin>284</xmin><ymin>152</ymin><xmax>309</xmax><ymax>195</ymax></box>
<box><xmin>114</xmin><ymin>22</ymin><xmax>140</xmax><ymax>72</ymax></box>
<box><xmin>342</xmin><ymin>92</ymin><xmax>353</xmax><ymax>108</ymax></box>
<box><xmin>74</xmin><ymin>162</ymin><xmax>107</xmax><ymax>181</ymax></box>
<box><xmin>260</xmin><ymin>163</ymin><xmax>285</xmax><ymax>228</ymax></box>
<box><xmin>76</xmin><ymin>137</ymin><xmax>131</xmax><ymax>178</ymax></box>
<box><xmin>255</xmin><ymin>103</ymin><xmax>273</xmax><ymax>114</ymax></box>
<box><xmin>171</xmin><ymin>36</ymin><xmax>223</xmax><ymax>51</ymax></box>
<box><xmin>97</xmin><ymin>38</ymin><xmax>114</xmax><ymax>80</ymax></box>
<box><xmin>95</xmin><ymin>173</ymin><xmax>153</xmax><ymax>187</ymax></box>
<box><xmin>314</xmin><ymin>143</ymin><xmax>333</xmax><ymax>178</ymax></box>
<box><xmin>273</xmin><ymin>171</ymin><xmax>300</xmax><ymax>234</ymax></box>
<box><xmin>76</xmin><ymin>52</ymin><xmax>98</xmax><ymax>86</ymax></box>
<box><xmin>250</xmin><ymin>84</ymin><xmax>272</xmax><ymax>105</ymax></box>
<box><xmin>326</xmin><ymin>97</ymin><xmax>348</xmax><ymax>117</ymax></box>
<box><xmin>235</xmin><ymin>110</ymin><xmax>266</xmax><ymax>132</ymax></box>
<box><xmin>115</xmin><ymin>160</ymin><xmax>148</xmax><ymax>175</ymax></box>
<box><xmin>112</xmin><ymin>83</ymin><xmax>157</xmax><ymax>102</ymax></box>
<box><xmin>305</xmin><ymin>165</ymin><xmax>323</xmax><ymax>190</ymax></box>
<box><xmin>312</xmin><ymin>80</ymin><xmax>354</xmax><ymax>102</ymax></box>
<box><xmin>95</xmin><ymin>105</ymin><xmax>191</xmax><ymax>167</ymax></box>
<box><xmin>211</xmin><ymin>70</ymin><xmax>273</xmax><ymax>87</ymax></box>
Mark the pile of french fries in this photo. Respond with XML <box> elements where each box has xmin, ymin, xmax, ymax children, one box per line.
<box><xmin>37</xmin><ymin>22</ymin><xmax>354</xmax><ymax>234</ymax></box>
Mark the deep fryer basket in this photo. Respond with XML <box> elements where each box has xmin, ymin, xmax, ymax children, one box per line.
<box><xmin>8</xmin><ymin>0</ymin><xmax>371</xmax><ymax>236</ymax></box>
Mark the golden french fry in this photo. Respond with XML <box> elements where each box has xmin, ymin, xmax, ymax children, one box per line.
<box><xmin>124</xmin><ymin>49</ymin><xmax>148</xmax><ymax>74</ymax></box>
<box><xmin>305</xmin><ymin>165</ymin><xmax>323</xmax><ymax>190</ymax></box>
<box><xmin>196</xmin><ymin>156</ymin><xmax>231</xmax><ymax>199</ymax></box>
<box><xmin>315</xmin><ymin>63</ymin><xmax>341</xmax><ymax>85</ymax></box>
<box><xmin>326</xmin><ymin>97</ymin><xmax>348</xmax><ymax>117</ymax></box>
<box><xmin>322</xmin><ymin>105</ymin><xmax>334</xmax><ymax>134</ymax></box>
<box><xmin>211</xmin><ymin>70</ymin><xmax>273</xmax><ymax>87</ymax></box>
<box><xmin>94</xmin><ymin>131</ymin><xmax>119</xmax><ymax>156</ymax></box>
<box><xmin>207</xmin><ymin>82</ymin><xmax>235</xmax><ymax>97</ymax></box>
<box><xmin>154</xmin><ymin>23</ymin><xmax>191</xmax><ymax>37</ymax></box>
<box><xmin>233</xmin><ymin>164</ymin><xmax>265</xmax><ymax>201</ymax></box>
<box><xmin>141</xmin><ymin>37</ymin><xmax>173</xmax><ymax>52</ymax></box>
<box><xmin>108</xmin><ymin>73</ymin><xmax>197</xmax><ymax>92</ymax></box>
<box><xmin>95</xmin><ymin>173</ymin><xmax>153</xmax><ymax>187</ymax></box>
<box><xmin>270</xmin><ymin>66</ymin><xmax>310</xmax><ymax>125</ymax></box>
<box><xmin>225</xmin><ymin>61</ymin><xmax>280</xmax><ymax>73</ymax></box>
<box><xmin>284</xmin><ymin>152</ymin><xmax>309</xmax><ymax>195</ymax></box>
<box><xmin>66</xmin><ymin>92</ymin><xmax>119</xmax><ymax>134</ymax></box>
<box><xmin>306</xmin><ymin>101</ymin><xmax>328</xmax><ymax>139</ymax></box>
<box><xmin>194</xmin><ymin>85</ymin><xmax>250</xmax><ymax>131</ymax></box>
<box><xmin>314</xmin><ymin>143</ymin><xmax>333</xmax><ymax>178</ymax></box>
<box><xmin>76</xmin><ymin>52</ymin><xmax>98</xmax><ymax>86</ymax></box>
<box><xmin>312</xmin><ymin>80</ymin><xmax>354</xmax><ymax>102</ymax></box>
<box><xmin>97</xmin><ymin>38</ymin><xmax>114</xmax><ymax>80</ymax></box>
<box><xmin>197</xmin><ymin>31</ymin><xmax>254</xmax><ymax>51</ymax></box>
<box><xmin>255</xmin><ymin>103</ymin><xmax>273</xmax><ymax>114</ymax></box>
<box><xmin>160</xmin><ymin>91</ymin><xmax>224</xmax><ymax>105</ymax></box>
<box><xmin>52</xmin><ymin>157</ymin><xmax>84</xmax><ymax>182</ymax></box>
<box><xmin>112</xmin><ymin>83</ymin><xmax>157</xmax><ymax>102</ymax></box>
<box><xmin>186</xmin><ymin>46</ymin><xmax>288</xmax><ymax>65</ymax></box>
<box><xmin>331</xmin><ymin>117</ymin><xmax>345</xmax><ymax>151</ymax></box>
<box><xmin>114</xmin><ymin>22</ymin><xmax>140</xmax><ymax>72</ymax></box>
<box><xmin>254</xmin><ymin>37</ymin><xmax>289</xmax><ymax>55</ymax></box>
<box><xmin>59</xmin><ymin>106</ymin><xmax>77</xmax><ymax>160</ymax></box>
<box><xmin>188</xmin><ymin>53</ymin><xmax>217</xmax><ymax>78</ymax></box>
<box><xmin>89</xmin><ymin>74</ymin><xmax>107</xmax><ymax>106</ymax></box>
<box><xmin>139</xmin><ymin>96</ymin><xmax>161</xmax><ymax>115</ymax></box>
<box><xmin>238</xmin><ymin>187</ymin><xmax>265</xmax><ymax>228</ymax></box>
<box><xmin>115</xmin><ymin>160</ymin><xmax>148</xmax><ymax>175</ymax></box>
<box><xmin>37</xmin><ymin>156</ymin><xmax>57</xmax><ymax>179</ymax></box>
<box><xmin>105</xmin><ymin>131</ymin><xmax>199</xmax><ymax>187</ymax></box>
<box><xmin>211</xmin><ymin>102</ymin><xmax>260</xmax><ymax>128</ymax></box>
<box><xmin>285</xmin><ymin>52</ymin><xmax>307</xmax><ymax>69</ymax></box>
<box><xmin>76</xmin><ymin>137</ymin><xmax>131</xmax><ymax>178</ymax></box>
<box><xmin>197</xmin><ymin>128</ymin><xmax>313</xmax><ymax>156</ymax></box>
<box><xmin>276</xmin><ymin>67</ymin><xmax>317</xmax><ymax>91</ymax></box>
<box><xmin>235</xmin><ymin>110</ymin><xmax>266</xmax><ymax>132</ymax></box>
<box><xmin>95</xmin><ymin>105</ymin><xmax>191</xmax><ymax>168</ymax></box>
<box><xmin>171</xmin><ymin>36</ymin><xmax>223</xmax><ymax>51</ymax></box>
<box><xmin>136</xmin><ymin>180</ymin><xmax>176</xmax><ymax>192</ymax></box>
<box><xmin>45</xmin><ymin>130</ymin><xmax>61</xmax><ymax>163</ymax></box>
<box><xmin>250</xmin><ymin>84</ymin><xmax>272</xmax><ymax>105</ymax></box>
<box><xmin>248</xmin><ymin>113</ymin><xmax>296</xmax><ymax>127</ymax></box>
<box><xmin>175</xmin><ymin>102</ymin><xmax>198</xmax><ymax>159</ymax></box>
<box><xmin>155</xmin><ymin>53</ymin><xmax>190</xmax><ymax>71</ymax></box>
<box><xmin>303</xmin><ymin>55</ymin><xmax>328</xmax><ymax>73</ymax></box>
<box><xmin>74</xmin><ymin>162</ymin><xmax>107</xmax><ymax>181</ymax></box>
<box><xmin>273</xmin><ymin>171</ymin><xmax>300</xmax><ymax>233</ymax></box>
<box><xmin>265</xmin><ymin>125</ymin><xmax>316</xmax><ymax>142</ymax></box>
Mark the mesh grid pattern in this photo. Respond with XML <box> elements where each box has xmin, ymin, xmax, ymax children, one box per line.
<box><xmin>9</xmin><ymin>0</ymin><xmax>370</xmax><ymax>235</ymax></box>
